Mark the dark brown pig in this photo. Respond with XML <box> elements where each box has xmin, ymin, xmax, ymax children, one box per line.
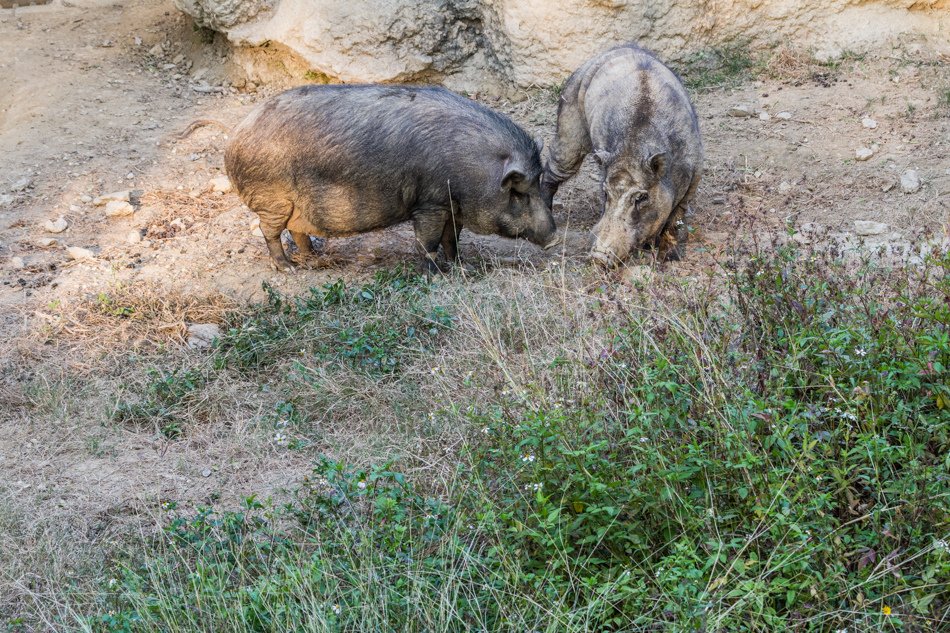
<box><xmin>541</xmin><ymin>45</ymin><xmax>702</xmax><ymax>266</ymax></box>
<box><xmin>224</xmin><ymin>84</ymin><xmax>559</xmax><ymax>272</ymax></box>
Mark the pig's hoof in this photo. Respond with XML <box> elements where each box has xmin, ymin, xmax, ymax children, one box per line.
<box><xmin>270</xmin><ymin>259</ymin><xmax>296</xmax><ymax>273</ymax></box>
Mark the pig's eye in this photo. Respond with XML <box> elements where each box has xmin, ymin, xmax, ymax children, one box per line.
<box><xmin>634</xmin><ymin>192</ymin><xmax>649</xmax><ymax>205</ymax></box>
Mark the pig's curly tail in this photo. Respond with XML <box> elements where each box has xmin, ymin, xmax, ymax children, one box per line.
<box><xmin>177</xmin><ymin>119</ymin><xmax>232</xmax><ymax>140</ymax></box>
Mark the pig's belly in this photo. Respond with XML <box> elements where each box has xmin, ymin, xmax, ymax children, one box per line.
<box><xmin>289</xmin><ymin>182</ymin><xmax>412</xmax><ymax>238</ymax></box>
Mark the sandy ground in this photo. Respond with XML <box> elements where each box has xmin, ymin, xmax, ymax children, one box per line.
<box><xmin>0</xmin><ymin>0</ymin><xmax>949</xmax><ymax>550</ymax></box>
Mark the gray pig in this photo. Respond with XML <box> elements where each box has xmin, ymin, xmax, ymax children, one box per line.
<box><xmin>541</xmin><ymin>45</ymin><xmax>703</xmax><ymax>266</ymax></box>
<box><xmin>224</xmin><ymin>84</ymin><xmax>559</xmax><ymax>272</ymax></box>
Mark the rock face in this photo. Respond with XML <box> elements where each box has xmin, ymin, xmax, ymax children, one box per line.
<box><xmin>174</xmin><ymin>0</ymin><xmax>950</xmax><ymax>93</ymax></box>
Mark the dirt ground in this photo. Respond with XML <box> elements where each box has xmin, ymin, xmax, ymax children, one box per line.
<box><xmin>1</xmin><ymin>0</ymin><xmax>949</xmax><ymax>565</ymax></box>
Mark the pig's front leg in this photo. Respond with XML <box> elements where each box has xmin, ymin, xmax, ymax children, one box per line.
<box><xmin>412</xmin><ymin>207</ymin><xmax>451</xmax><ymax>275</ymax></box>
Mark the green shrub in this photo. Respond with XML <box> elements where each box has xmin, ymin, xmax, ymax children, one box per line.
<box><xmin>89</xmin><ymin>246</ymin><xmax>950</xmax><ymax>632</ymax></box>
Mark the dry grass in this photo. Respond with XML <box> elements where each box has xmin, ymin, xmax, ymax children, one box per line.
<box><xmin>139</xmin><ymin>189</ymin><xmax>235</xmax><ymax>241</ymax></box>
<box><xmin>26</xmin><ymin>283</ymin><xmax>237</xmax><ymax>359</ymax></box>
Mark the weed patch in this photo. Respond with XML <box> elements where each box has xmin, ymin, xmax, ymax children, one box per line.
<box><xmin>88</xmin><ymin>245</ymin><xmax>950</xmax><ymax>632</ymax></box>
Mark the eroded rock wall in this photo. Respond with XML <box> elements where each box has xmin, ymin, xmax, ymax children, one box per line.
<box><xmin>174</xmin><ymin>0</ymin><xmax>950</xmax><ymax>93</ymax></box>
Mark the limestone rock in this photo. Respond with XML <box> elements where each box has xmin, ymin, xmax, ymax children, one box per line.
<box><xmin>174</xmin><ymin>0</ymin><xmax>950</xmax><ymax>94</ymax></box>
<box><xmin>187</xmin><ymin>323</ymin><xmax>222</xmax><ymax>349</ymax></box>
<box><xmin>94</xmin><ymin>191</ymin><xmax>131</xmax><ymax>206</ymax></box>
<box><xmin>854</xmin><ymin>220</ymin><xmax>888</xmax><ymax>236</ymax></box>
<box><xmin>43</xmin><ymin>217</ymin><xmax>69</xmax><ymax>233</ymax></box>
<box><xmin>855</xmin><ymin>147</ymin><xmax>874</xmax><ymax>161</ymax></box>
<box><xmin>209</xmin><ymin>175</ymin><xmax>232</xmax><ymax>193</ymax></box>
<box><xmin>105</xmin><ymin>200</ymin><xmax>135</xmax><ymax>217</ymax></box>
<box><xmin>66</xmin><ymin>246</ymin><xmax>95</xmax><ymax>260</ymax></box>
<box><xmin>900</xmin><ymin>169</ymin><xmax>921</xmax><ymax>194</ymax></box>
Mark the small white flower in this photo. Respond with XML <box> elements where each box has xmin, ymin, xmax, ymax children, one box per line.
<box><xmin>934</xmin><ymin>539</ymin><xmax>950</xmax><ymax>553</ymax></box>
<box><xmin>108</xmin><ymin>578</ymin><xmax>118</xmax><ymax>588</ymax></box>
<box><xmin>332</xmin><ymin>604</ymin><xmax>341</xmax><ymax>615</ymax></box>
<box><xmin>524</xmin><ymin>482</ymin><xmax>543</xmax><ymax>492</ymax></box>
<box><xmin>357</xmin><ymin>481</ymin><xmax>367</xmax><ymax>489</ymax></box>
<box><xmin>675</xmin><ymin>220</ymin><xmax>685</xmax><ymax>227</ymax></box>
<box><xmin>855</xmin><ymin>347</ymin><xmax>867</xmax><ymax>357</ymax></box>
<box><xmin>639</xmin><ymin>437</ymin><xmax>649</xmax><ymax>443</ymax></box>
<box><xmin>430</xmin><ymin>365</ymin><xmax>441</xmax><ymax>375</ymax></box>
<box><xmin>273</xmin><ymin>432</ymin><xmax>288</xmax><ymax>445</ymax></box>
<box><xmin>482</xmin><ymin>426</ymin><xmax>491</xmax><ymax>435</ymax></box>
<box><xmin>521</xmin><ymin>453</ymin><xmax>536</xmax><ymax>463</ymax></box>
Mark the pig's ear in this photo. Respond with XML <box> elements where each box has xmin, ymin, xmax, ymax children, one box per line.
<box><xmin>502</xmin><ymin>161</ymin><xmax>527</xmax><ymax>190</ymax></box>
<box><xmin>593</xmin><ymin>149</ymin><xmax>612</xmax><ymax>166</ymax></box>
<box><xmin>646</xmin><ymin>152</ymin><xmax>667</xmax><ymax>179</ymax></box>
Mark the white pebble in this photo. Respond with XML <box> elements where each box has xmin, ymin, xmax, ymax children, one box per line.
<box><xmin>854</xmin><ymin>147</ymin><xmax>874</xmax><ymax>161</ymax></box>
<box><xmin>775</xmin><ymin>111</ymin><xmax>793</xmax><ymax>120</ymax></box>
<box><xmin>861</xmin><ymin>117</ymin><xmax>878</xmax><ymax>129</ymax></box>
<box><xmin>66</xmin><ymin>246</ymin><xmax>95</xmax><ymax>260</ymax></box>
<box><xmin>93</xmin><ymin>190</ymin><xmax>130</xmax><ymax>206</ymax></box>
<box><xmin>209</xmin><ymin>175</ymin><xmax>232</xmax><ymax>193</ymax></box>
<box><xmin>854</xmin><ymin>220</ymin><xmax>888</xmax><ymax>236</ymax></box>
<box><xmin>105</xmin><ymin>200</ymin><xmax>135</xmax><ymax>217</ymax></box>
<box><xmin>43</xmin><ymin>217</ymin><xmax>69</xmax><ymax>233</ymax></box>
<box><xmin>900</xmin><ymin>169</ymin><xmax>921</xmax><ymax>194</ymax></box>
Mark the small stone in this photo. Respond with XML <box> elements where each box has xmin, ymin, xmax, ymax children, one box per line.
<box><xmin>0</xmin><ymin>194</ymin><xmax>13</xmax><ymax>207</ymax></box>
<box><xmin>758</xmin><ymin>111</ymin><xmax>771</xmax><ymax>121</ymax></box>
<box><xmin>855</xmin><ymin>147</ymin><xmax>874</xmax><ymax>161</ymax></box>
<box><xmin>127</xmin><ymin>230</ymin><xmax>142</xmax><ymax>244</ymax></box>
<box><xmin>93</xmin><ymin>190</ymin><xmax>130</xmax><ymax>206</ymax></box>
<box><xmin>172</xmin><ymin>54</ymin><xmax>185</xmax><ymax>65</ymax></box>
<box><xmin>105</xmin><ymin>200</ymin><xmax>135</xmax><ymax>217</ymax></box>
<box><xmin>775</xmin><ymin>111</ymin><xmax>793</xmax><ymax>120</ymax></box>
<box><xmin>209</xmin><ymin>175</ymin><xmax>232</xmax><ymax>193</ymax></box>
<box><xmin>126</xmin><ymin>172</ymin><xmax>135</xmax><ymax>180</ymax></box>
<box><xmin>148</xmin><ymin>44</ymin><xmax>163</xmax><ymax>57</ymax></box>
<box><xmin>43</xmin><ymin>217</ymin><xmax>69</xmax><ymax>233</ymax></box>
<box><xmin>201</xmin><ymin>468</ymin><xmax>212</xmax><ymax>478</ymax></box>
<box><xmin>727</xmin><ymin>105</ymin><xmax>754</xmax><ymax>117</ymax></box>
<box><xmin>36</xmin><ymin>237</ymin><xmax>58</xmax><ymax>247</ymax></box>
<box><xmin>252</xmin><ymin>227</ymin><xmax>264</xmax><ymax>238</ymax></box>
<box><xmin>187</xmin><ymin>323</ymin><xmax>221</xmax><ymax>349</ymax></box>
<box><xmin>8</xmin><ymin>257</ymin><xmax>25</xmax><ymax>270</ymax></box>
<box><xmin>134</xmin><ymin>36</ymin><xmax>142</xmax><ymax>46</ymax></box>
<box><xmin>10</xmin><ymin>176</ymin><xmax>32</xmax><ymax>192</ymax></box>
<box><xmin>861</xmin><ymin>117</ymin><xmax>877</xmax><ymax>129</ymax></box>
<box><xmin>162</xmin><ymin>63</ymin><xmax>177</xmax><ymax>70</ymax></box>
<box><xmin>777</xmin><ymin>181</ymin><xmax>792</xmax><ymax>194</ymax></box>
<box><xmin>80</xmin><ymin>195</ymin><xmax>93</xmax><ymax>203</ymax></box>
<box><xmin>854</xmin><ymin>220</ymin><xmax>889</xmax><ymax>236</ymax></box>
<box><xmin>66</xmin><ymin>246</ymin><xmax>95</xmax><ymax>260</ymax></box>
<box><xmin>900</xmin><ymin>169</ymin><xmax>921</xmax><ymax>194</ymax></box>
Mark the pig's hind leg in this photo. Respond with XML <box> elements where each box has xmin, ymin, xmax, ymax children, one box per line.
<box><xmin>290</xmin><ymin>231</ymin><xmax>323</xmax><ymax>267</ymax></box>
<box><xmin>255</xmin><ymin>199</ymin><xmax>296</xmax><ymax>272</ymax></box>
